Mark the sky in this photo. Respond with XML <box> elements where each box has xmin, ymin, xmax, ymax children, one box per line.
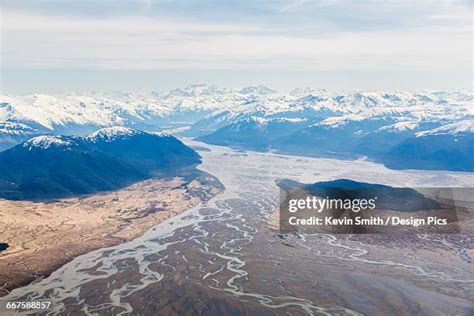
<box><xmin>1</xmin><ymin>0</ymin><xmax>472</xmax><ymax>94</ymax></box>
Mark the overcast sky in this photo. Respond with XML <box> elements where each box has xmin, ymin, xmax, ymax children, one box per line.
<box><xmin>1</xmin><ymin>0</ymin><xmax>472</xmax><ymax>94</ymax></box>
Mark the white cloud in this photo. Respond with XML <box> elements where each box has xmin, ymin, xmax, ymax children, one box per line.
<box><xmin>0</xmin><ymin>1</ymin><xmax>472</xmax><ymax>91</ymax></box>
<box><xmin>1</xmin><ymin>9</ymin><xmax>471</xmax><ymax>73</ymax></box>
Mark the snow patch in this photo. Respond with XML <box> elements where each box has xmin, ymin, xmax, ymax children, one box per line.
<box><xmin>23</xmin><ymin>135</ymin><xmax>71</xmax><ymax>150</ymax></box>
<box><xmin>87</xmin><ymin>126</ymin><xmax>139</xmax><ymax>142</ymax></box>
<box><xmin>377</xmin><ymin>121</ymin><xmax>419</xmax><ymax>133</ymax></box>
<box><xmin>314</xmin><ymin>115</ymin><xmax>366</xmax><ymax>128</ymax></box>
<box><xmin>416</xmin><ymin>120</ymin><xmax>474</xmax><ymax>137</ymax></box>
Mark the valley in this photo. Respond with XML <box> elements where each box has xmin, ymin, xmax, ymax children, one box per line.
<box><xmin>0</xmin><ymin>86</ymin><xmax>473</xmax><ymax>314</ymax></box>
<box><xmin>2</xmin><ymin>0</ymin><xmax>472</xmax><ymax>314</ymax></box>
<box><xmin>1</xmin><ymin>140</ymin><xmax>472</xmax><ymax>315</ymax></box>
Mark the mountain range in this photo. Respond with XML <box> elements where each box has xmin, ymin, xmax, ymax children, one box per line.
<box><xmin>1</xmin><ymin>85</ymin><xmax>473</xmax><ymax>172</ymax></box>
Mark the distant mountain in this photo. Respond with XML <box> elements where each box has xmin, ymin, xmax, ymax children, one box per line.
<box><xmin>0</xmin><ymin>121</ymin><xmax>41</xmax><ymax>151</ymax></box>
<box><xmin>198</xmin><ymin>117</ymin><xmax>318</xmax><ymax>150</ymax></box>
<box><xmin>180</xmin><ymin>110</ymin><xmax>240</xmax><ymax>137</ymax></box>
<box><xmin>239</xmin><ymin>85</ymin><xmax>276</xmax><ymax>95</ymax></box>
<box><xmin>1</xmin><ymin>87</ymin><xmax>472</xmax><ymax>172</ymax></box>
<box><xmin>351</xmin><ymin>120</ymin><xmax>440</xmax><ymax>158</ymax></box>
<box><xmin>184</xmin><ymin>92</ymin><xmax>341</xmax><ymax>137</ymax></box>
<box><xmin>195</xmin><ymin>112</ymin><xmax>473</xmax><ymax>171</ymax></box>
<box><xmin>182</xmin><ymin>89</ymin><xmax>472</xmax><ymax>171</ymax></box>
<box><xmin>382</xmin><ymin>121</ymin><xmax>474</xmax><ymax>172</ymax></box>
<box><xmin>0</xmin><ymin>128</ymin><xmax>201</xmax><ymax>200</ymax></box>
<box><xmin>162</xmin><ymin>84</ymin><xmax>229</xmax><ymax>98</ymax></box>
<box><xmin>273</xmin><ymin>117</ymin><xmax>397</xmax><ymax>157</ymax></box>
<box><xmin>289</xmin><ymin>87</ymin><xmax>324</xmax><ymax>96</ymax></box>
<box><xmin>273</xmin><ymin>117</ymin><xmax>444</xmax><ymax>158</ymax></box>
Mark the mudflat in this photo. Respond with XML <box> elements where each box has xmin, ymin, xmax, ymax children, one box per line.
<box><xmin>0</xmin><ymin>174</ymin><xmax>222</xmax><ymax>296</ymax></box>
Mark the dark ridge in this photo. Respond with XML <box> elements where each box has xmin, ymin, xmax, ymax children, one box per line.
<box><xmin>278</xmin><ymin>178</ymin><xmax>442</xmax><ymax>212</ymax></box>
<box><xmin>0</xmin><ymin>130</ymin><xmax>201</xmax><ymax>201</ymax></box>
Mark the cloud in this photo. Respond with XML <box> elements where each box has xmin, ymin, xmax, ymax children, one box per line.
<box><xmin>0</xmin><ymin>0</ymin><xmax>472</xmax><ymax>91</ymax></box>
<box><xmin>278</xmin><ymin>0</ymin><xmax>308</xmax><ymax>12</ymax></box>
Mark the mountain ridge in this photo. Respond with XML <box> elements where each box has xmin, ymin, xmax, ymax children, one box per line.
<box><xmin>1</xmin><ymin>86</ymin><xmax>472</xmax><ymax>172</ymax></box>
<box><xmin>0</xmin><ymin>128</ymin><xmax>201</xmax><ymax>200</ymax></box>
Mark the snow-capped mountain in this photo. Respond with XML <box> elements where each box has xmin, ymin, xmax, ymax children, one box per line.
<box><xmin>1</xmin><ymin>85</ymin><xmax>472</xmax><ymax>171</ymax></box>
<box><xmin>239</xmin><ymin>85</ymin><xmax>276</xmax><ymax>95</ymax></box>
<box><xmin>198</xmin><ymin>116</ymin><xmax>317</xmax><ymax>149</ymax></box>
<box><xmin>22</xmin><ymin>135</ymin><xmax>74</xmax><ymax>151</ymax></box>
<box><xmin>187</xmin><ymin>89</ymin><xmax>471</xmax><ymax>136</ymax></box>
<box><xmin>384</xmin><ymin>131</ymin><xmax>474</xmax><ymax>172</ymax></box>
<box><xmin>2</xmin><ymin>87</ymin><xmax>469</xmax><ymax>137</ymax></box>
<box><xmin>0</xmin><ymin>121</ymin><xmax>41</xmax><ymax>151</ymax></box>
<box><xmin>84</xmin><ymin>126</ymin><xmax>200</xmax><ymax>173</ymax></box>
<box><xmin>86</xmin><ymin>126</ymin><xmax>142</xmax><ymax>142</ymax></box>
<box><xmin>415</xmin><ymin>120</ymin><xmax>474</xmax><ymax>137</ymax></box>
<box><xmin>186</xmin><ymin>88</ymin><xmax>472</xmax><ymax>172</ymax></box>
<box><xmin>0</xmin><ymin>93</ymin><xmax>171</xmax><ymax>134</ymax></box>
<box><xmin>0</xmin><ymin>128</ymin><xmax>201</xmax><ymax>200</ymax></box>
<box><xmin>0</xmin><ymin>85</ymin><xmax>284</xmax><ymax>137</ymax></box>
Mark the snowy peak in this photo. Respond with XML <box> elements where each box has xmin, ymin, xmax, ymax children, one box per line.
<box><xmin>163</xmin><ymin>84</ymin><xmax>227</xmax><ymax>98</ymax></box>
<box><xmin>377</xmin><ymin>121</ymin><xmax>419</xmax><ymax>133</ymax></box>
<box><xmin>86</xmin><ymin>126</ymin><xmax>142</xmax><ymax>142</ymax></box>
<box><xmin>290</xmin><ymin>87</ymin><xmax>327</xmax><ymax>97</ymax></box>
<box><xmin>416</xmin><ymin>120</ymin><xmax>474</xmax><ymax>137</ymax></box>
<box><xmin>0</xmin><ymin>121</ymin><xmax>38</xmax><ymax>136</ymax></box>
<box><xmin>22</xmin><ymin>135</ymin><xmax>72</xmax><ymax>150</ymax></box>
<box><xmin>239</xmin><ymin>85</ymin><xmax>276</xmax><ymax>95</ymax></box>
<box><xmin>1</xmin><ymin>87</ymin><xmax>473</xmax><ymax>145</ymax></box>
<box><xmin>314</xmin><ymin>115</ymin><xmax>367</xmax><ymax>129</ymax></box>
<box><xmin>0</xmin><ymin>127</ymin><xmax>201</xmax><ymax>200</ymax></box>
